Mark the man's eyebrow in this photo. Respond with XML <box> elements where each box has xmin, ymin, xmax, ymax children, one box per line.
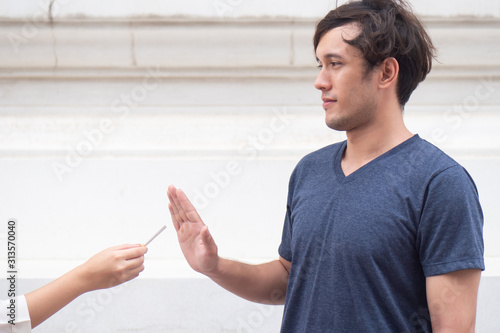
<box><xmin>316</xmin><ymin>53</ymin><xmax>345</xmax><ymax>62</ymax></box>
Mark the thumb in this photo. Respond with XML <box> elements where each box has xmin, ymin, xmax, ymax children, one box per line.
<box><xmin>200</xmin><ymin>225</ymin><xmax>217</xmax><ymax>253</ymax></box>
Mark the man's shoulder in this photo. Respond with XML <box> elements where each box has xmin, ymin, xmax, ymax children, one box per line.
<box><xmin>411</xmin><ymin>136</ymin><xmax>460</xmax><ymax>173</ymax></box>
<box><xmin>297</xmin><ymin>141</ymin><xmax>345</xmax><ymax>166</ymax></box>
<box><xmin>404</xmin><ymin>136</ymin><xmax>478</xmax><ymax>191</ymax></box>
<box><xmin>288</xmin><ymin>141</ymin><xmax>344</xmax><ymax>184</ymax></box>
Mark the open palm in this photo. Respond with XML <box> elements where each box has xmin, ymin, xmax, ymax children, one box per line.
<box><xmin>167</xmin><ymin>185</ymin><xmax>219</xmax><ymax>274</ymax></box>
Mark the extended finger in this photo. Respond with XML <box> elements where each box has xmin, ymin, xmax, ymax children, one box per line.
<box><xmin>168</xmin><ymin>185</ymin><xmax>190</xmax><ymax>222</ymax></box>
<box><xmin>168</xmin><ymin>203</ymin><xmax>181</xmax><ymax>231</ymax></box>
<box><xmin>176</xmin><ymin>188</ymin><xmax>204</xmax><ymax>223</ymax></box>
<box><xmin>167</xmin><ymin>187</ymin><xmax>185</xmax><ymax>224</ymax></box>
<box><xmin>167</xmin><ymin>185</ymin><xmax>179</xmax><ymax>213</ymax></box>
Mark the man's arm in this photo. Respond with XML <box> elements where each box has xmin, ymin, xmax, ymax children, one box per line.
<box><xmin>209</xmin><ymin>257</ymin><xmax>290</xmax><ymax>305</ymax></box>
<box><xmin>25</xmin><ymin>244</ymin><xmax>147</xmax><ymax>328</ymax></box>
<box><xmin>167</xmin><ymin>185</ymin><xmax>289</xmax><ymax>305</ymax></box>
<box><xmin>426</xmin><ymin>269</ymin><xmax>481</xmax><ymax>332</ymax></box>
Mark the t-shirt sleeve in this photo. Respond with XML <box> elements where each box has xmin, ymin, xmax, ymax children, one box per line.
<box><xmin>417</xmin><ymin>165</ymin><xmax>485</xmax><ymax>277</ymax></box>
<box><xmin>278</xmin><ymin>204</ymin><xmax>293</xmax><ymax>262</ymax></box>
<box><xmin>279</xmin><ymin>168</ymin><xmax>297</xmax><ymax>262</ymax></box>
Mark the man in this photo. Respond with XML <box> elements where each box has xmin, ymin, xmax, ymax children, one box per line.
<box><xmin>167</xmin><ymin>0</ymin><xmax>484</xmax><ymax>331</ymax></box>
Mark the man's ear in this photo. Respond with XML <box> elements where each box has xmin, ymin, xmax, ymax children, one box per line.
<box><xmin>379</xmin><ymin>57</ymin><xmax>399</xmax><ymax>89</ymax></box>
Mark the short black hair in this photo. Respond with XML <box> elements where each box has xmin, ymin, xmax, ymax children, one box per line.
<box><xmin>314</xmin><ymin>0</ymin><xmax>436</xmax><ymax>107</ymax></box>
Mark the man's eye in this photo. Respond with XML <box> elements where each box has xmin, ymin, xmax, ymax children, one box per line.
<box><xmin>317</xmin><ymin>65</ymin><xmax>323</xmax><ymax>70</ymax></box>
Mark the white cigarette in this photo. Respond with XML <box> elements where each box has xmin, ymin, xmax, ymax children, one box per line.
<box><xmin>143</xmin><ymin>225</ymin><xmax>167</xmax><ymax>246</ymax></box>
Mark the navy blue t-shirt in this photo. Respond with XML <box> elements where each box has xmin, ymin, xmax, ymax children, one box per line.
<box><xmin>278</xmin><ymin>135</ymin><xmax>484</xmax><ymax>332</ymax></box>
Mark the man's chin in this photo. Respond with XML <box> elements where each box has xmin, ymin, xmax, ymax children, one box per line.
<box><xmin>325</xmin><ymin>118</ymin><xmax>348</xmax><ymax>132</ymax></box>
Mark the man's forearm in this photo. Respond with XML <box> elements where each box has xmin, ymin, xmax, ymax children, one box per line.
<box><xmin>207</xmin><ymin>258</ymin><xmax>289</xmax><ymax>305</ymax></box>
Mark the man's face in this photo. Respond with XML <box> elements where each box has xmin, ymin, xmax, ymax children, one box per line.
<box><xmin>314</xmin><ymin>23</ymin><xmax>380</xmax><ymax>132</ymax></box>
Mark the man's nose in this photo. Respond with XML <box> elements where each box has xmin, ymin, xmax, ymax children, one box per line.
<box><xmin>314</xmin><ymin>69</ymin><xmax>331</xmax><ymax>91</ymax></box>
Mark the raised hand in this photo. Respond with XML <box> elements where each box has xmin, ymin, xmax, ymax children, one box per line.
<box><xmin>167</xmin><ymin>185</ymin><xmax>219</xmax><ymax>275</ymax></box>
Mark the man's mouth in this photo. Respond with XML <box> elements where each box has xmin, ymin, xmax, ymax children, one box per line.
<box><xmin>322</xmin><ymin>98</ymin><xmax>337</xmax><ymax>109</ymax></box>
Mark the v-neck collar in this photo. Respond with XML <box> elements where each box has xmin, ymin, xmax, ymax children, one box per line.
<box><xmin>333</xmin><ymin>134</ymin><xmax>420</xmax><ymax>184</ymax></box>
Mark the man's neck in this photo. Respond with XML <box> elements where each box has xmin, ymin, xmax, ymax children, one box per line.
<box><xmin>341</xmin><ymin>112</ymin><xmax>413</xmax><ymax>177</ymax></box>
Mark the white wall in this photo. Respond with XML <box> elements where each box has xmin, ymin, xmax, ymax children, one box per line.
<box><xmin>0</xmin><ymin>1</ymin><xmax>499</xmax><ymax>332</ymax></box>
